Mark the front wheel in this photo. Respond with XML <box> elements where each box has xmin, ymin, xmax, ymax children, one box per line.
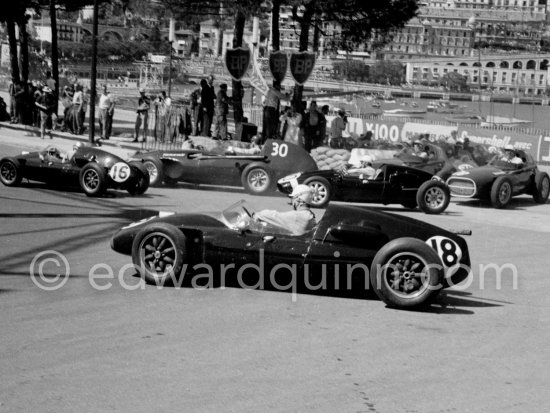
<box><xmin>533</xmin><ymin>171</ymin><xmax>550</xmax><ymax>204</ymax></box>
<box><xmin>416</xmin><ymin>180</ymin><xmax>450</xmax><ymax>214</ymax></box>
<box><xmin>241</xmin><ymin>164</ymin><xmax>273</xmax><ymax>195</ymax></box>
<box><xmin>0</xmin><ymin>158</ymin><xmax>22</xmax><ymax>186</ymax></box>
<box><xmin>79</xmin><ymin>163</ymin><xmax>107</xmax><ymax>197</ymax></box>
<box><xmin>303</xmin><ymin>177</ymin><xmax>332</xmax><ymax>208</ymax></box>
<box><xmin>142</xmin><ymin>158</ymin><xmax>164</xmax><ymax>187</ymax></box>
<box><xmin>369</xmin><ymin>237</ymin><xmax>444</xmax><ymax>309</ymax></box>
<box><xmin>490</xmin><ymin>176</ymin><xmax>513</xmax><ymax>208</ymax></box>
<box><xmin>131</xmin><ymin>223</ymin><xmax>187</xmax><ymax>285</ymax></box>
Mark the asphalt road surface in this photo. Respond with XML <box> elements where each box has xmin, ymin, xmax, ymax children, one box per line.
<box><xmin>1</xmin><ymin>130</ymin><xmax>550</xmax><ymax>413</ymax></box>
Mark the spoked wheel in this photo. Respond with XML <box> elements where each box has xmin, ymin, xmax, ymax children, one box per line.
<box><xmin>416</xmin><ymin>180</ymin><xmax>450</xmax><ymax>214</ymax></box>
<box><xmin>533</xmin><ymin>172</ymin><xmax>550</xmax><ymax>204</ymax></box>
<box><xmin>132</xmin><ymin>223</ymin><xmax>187</xmax><ymax>285</ymax></box>
<box><xmin>490</xmin><ymin>176</ymin><xmax>513</xmax><ymax>208</ymax></box>
<box><xmin>241</xmin><ymin>164</ymin><xmax>272</xmax><ymax>195</ymax></box>
<box><xmin>0</xmin><ymin>158</ymin><xmax>22</xmax><ymax>186</ymax></box>
<box><xmin>143</xmin><ymin>158</ymin><xmax>164</xmax><ymax>187</ymax></box>
<box><xmin>79</xmin><ymin>163</ymin><xmax>107</xmax><ymax>197</ymax></box>
<box><xmin>370</xmin><ymin>238</ymin><xmax>443</xmax><ymax>309</ymax></box>
<box><xmin>304</xmin><ymin>177</ymin><xmax>332</xmax><ymax>208</ymax></box>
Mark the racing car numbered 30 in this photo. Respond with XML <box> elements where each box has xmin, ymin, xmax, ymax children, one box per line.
<box><xmin>111</xmin><ymin>200</ymin><xmax>472</xmax><ymax>310</ymax></box>
<box><xmin>0</xmin><ymin>144</ymin><xmax>150</xmax><ymax>197</ymax></box>
<box><xmin>132</xmin><ymin>139</ymin><xmax>318</xmax><ymax>194</ymax></box>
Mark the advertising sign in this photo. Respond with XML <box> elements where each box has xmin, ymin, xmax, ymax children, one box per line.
<box><xmin>224</xmin><ymin>47</ymin><xmax>251</xmax><ymax>81</ymax></box>
<box><xmin>268</xmin><ymin>51</ymin><xmax>288</xmax><ymax>83</ymax></box>
<box><xmin>289</xmin><ymin>51</ymin><xmax>315</xmax><ymax>85</ymax></box>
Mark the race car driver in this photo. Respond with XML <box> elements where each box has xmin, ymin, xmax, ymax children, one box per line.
<box><xmin>501</xmin><ymin>144</ymin><xmax>524</xmax><ymax>165</ymax></box>
<box><xmin>252</xmin><ymin>184</ymin><xmax>316</xmax><ymax>236</ymax></box>
<box><xmin>63</xmin><ymin>142</ymin><xmax>85</xmax><ymax>162</ymax></box>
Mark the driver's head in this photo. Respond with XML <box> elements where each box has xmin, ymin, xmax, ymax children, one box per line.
<box><xmin>73</xmin><ymin>142</ymin><xmax>84</xmax><ymax>151</ymax></box>
<box><xmin>504</xmin><ymin>144</ymin><xmax>516</xmax><ymax>158</ymax></box>
<box><xmin>289</xmin><ymin>184</ymin><xmax>314</xmax><ymax>209</ymax></box>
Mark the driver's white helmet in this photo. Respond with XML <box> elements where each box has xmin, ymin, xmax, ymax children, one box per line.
<box><xmin>290</xmin><ymin>184</ymin><xmax>314</xmax><ymax>204</ymax></box>
<box><xmin>73</xmin><ymin>142</ymin><xmax>85</xmax><ymax>151</ymax></box>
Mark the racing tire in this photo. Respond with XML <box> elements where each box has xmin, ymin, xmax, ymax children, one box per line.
<box><xmin>79</xmin><ymin>163</ymin><xmax>107</xmax><ymax>197</ymax></box>
<box><xmin>142</xmin><ymin>158</ymin><xmax>164</xmax><ymax>187</ymax></box>
<box><xmin>241</xmin><ymin>164</ymin><xmax>273</xmax><ymax>195</ymax></box>
<box><xmin>131</xmin><ymin>223</ymin><xmax>187</xmax><ymax>286</ymax></box>
<box><xmin>490</xmin><ymin>176</ymin><xmax>513</xmax><ymax>208</ymax></box>
<box><xmin>532</xmin><ymin>171</ymin><xmax>550</xmax><ymax>204</ymax></box>
<box><xmin>369</xmin><ymin>237</ymin><xmax>444</xmax><ymax>309</ymax></box>
<box><xmin>127</xmin><ymin>164</ymin><xmax>150</xmax><ymax>196</ymax></box>
<box><xmin>0</xmin><ymin>158</ymin><xmax>22</xmax><ymax>187</ymax></box>
<box><xmin>416</xmin><ymin>180</ymin><xmax>450</xmax><ymax>215</ymax></box>
<box><xmin>303</xmin><ymin>177</ymin><xmax>332</xmax><ymax>208</ymax></box>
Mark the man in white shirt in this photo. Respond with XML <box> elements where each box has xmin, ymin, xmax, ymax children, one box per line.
<box><xmin>98</xmin><ymin>85</ymin><xmax>115</xmax><ymax>140</ymax></box>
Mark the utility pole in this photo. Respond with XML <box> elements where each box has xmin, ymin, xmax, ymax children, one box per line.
<box><xmin>89</xmin><ymin>0</ymin><xmax>99</xmax><ymax>144</ymax></box>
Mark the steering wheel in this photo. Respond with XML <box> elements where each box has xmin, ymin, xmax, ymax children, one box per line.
<box><xmin>242</xmin><ymin>206</ymin><xmax>252</xmax><ymax>217</ymax></box>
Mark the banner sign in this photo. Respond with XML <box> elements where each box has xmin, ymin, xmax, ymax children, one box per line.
<box><xmin>269</xmin><ymin>51</ymin><xmax>288</xmax><ymax>83</ymax></box>
<box><xmin>289</xmin><ymin>51</ymin><xmax>315</xmax><ymax>85</ymax></box>
<box><xmin>324</xmin><ymin>116</ymin><xmax>545</xmax><ymax>161</ymax></box>
<box><xmin>224</xmin><ymin>47</ymin><xmax>251</xmax><ymax>81</ymax></box>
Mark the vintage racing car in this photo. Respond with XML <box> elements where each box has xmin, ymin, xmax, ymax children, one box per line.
<box><xmin>133</xmin><ymin>139</ymin><xmax>318</xmax><ymax>194</ymax></box>
<box><xmin>446</xmin><ymin>148</ymin><xmax>550</xmax><ymax>208</ymax></box>
<box><xmin>385</xmin><ymin>139</ymin><xmax>492</xmax><ymax>180</ymax></box>
<box><xmin>277</xmin><ymin>163</ymin><xmax>451</xmax><ymax>214</ymax></box>
<box><xmin>111</xmin><ymin>200</ymin><xmax>472</xmax><ymax>310</ymax></box>
<box><xmin>0</xmin><ymin>144</ymin><xmax>150</xmax><ymax>197</ymax></box>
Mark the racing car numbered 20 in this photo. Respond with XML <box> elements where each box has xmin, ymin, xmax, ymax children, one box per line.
<box><xmin>111</xmin><ymin>200</ymin><xmax>472</xmax><ymax>310</ymax></box>
<box><xmin>0</xmin><ymin>144</ymin><xmax>150</xmax><ymax>197</ymax></box>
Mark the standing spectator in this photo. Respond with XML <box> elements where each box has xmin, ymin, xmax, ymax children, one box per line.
<box><xmin>80</xmin><ymin>87</ymin><xmax>89</xmax><ymax>133</ymax></box>
<box><xmin>61</xmin><ymin>86</ymin><xmax>74</xmax><ymax>133</ymax></box>
<box><xmin>133</xmin><ymin>88</ymin><xmax>150</xmax><ymax>142</ymax></box>
<box><xmin>201</xmin><ymin>75</ymin><xmax>216</xmax><ymax>137</ymax></box>
<box><xmin>279</xmin><ymin>103</ymin><xmax>302</xmax><ymax>146</ymax></box>
<box><xmin>72</xmin><ymin>84</ymin><xmax>84</xmax><ymax>134</ymax></box>
<box><xmin>98</xmin><ymin>85</ymin><xmax>115</xmax><ymax>140</ymax></box>
<box><xmin>45</xmin><ymin>70</ymin><xmax>56</xmax><ymax>93</ymax></box>
<box><xmin>330</xmin><ymin>109</ymin><xmax>347</xmax><ymax>140</ymax></box>
<box><xmin>302</xmin><ymin>101</ymin><xmax>326</xmax><ymax>152</ymax></box>
<box><xmin>14</xmin><ymin>82</ymin><xmax>26</xmax><ymax>125</ymax></box>
<box><xmin>153</xmin><ymin>91</ymin><xmax>171</xmax><ymax>142</ymax></box>
<box><xmin>8</xmin><ymin>78</ymin><xmax>17</xmax><ymax>123</ymax></box>
<box><xmin>190</xmin><ymin>86</ymin><xmax>202</xmax><ymax>136</ymax></box>
<box><xmin>261</xmin><ymin>86</ymin><xmax>289</xmax><ymax>143</ymax></box>
<box><xmin>213</xmin><ymin>83</ymin><xmax>231</xmax><ymax>140</ymax></box>
<box><xmin>31</xmin><ymin>82</ymin><xmax>42</xmax><ymax>128</ymax></box>
<box><xmin>35</xmin><ymin>86</ymin><xmax>56</xmax><ymax>139</ymax></box>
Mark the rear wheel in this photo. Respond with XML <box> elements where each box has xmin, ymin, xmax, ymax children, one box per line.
<box><xmin>127</xmin><ymin>166</ymin><xmax>150</xmax><ymax>196</ymax></box>
<box><xmin>0</xmin><ymin>158</ymin><xmax>22</xmax><ymax>186</ymax></box>
<box><xmin>241</xmin><ymin>164</ymin><xmax>273</xmax><ymax>195</ymax></box>
<box><xmin>303</xmin><ymin>177</ymin><xmax>332</xmax><ymax>208</ymax></box>
<box><xmin>131</xmin><ymin>223</ymin><xmax>187</xmax><ymax>285</ymax></box>
<box><xmin>79</xmin><ymin>163</ymin><xmax>107</xmax><ymax>197</ymax></box>
<box><xmin>369</xmin><ymin>237</ymin><xmax>444</xmax><ymax>309</ymax></box>
<box><xmin>143</xmin><ymin>158</ymin><xmax>164</xmax><ymax>187</ymax></box>
<box><xmin>533</xmin><ymin>172</ymin><xmax>550</xmax><ymax>204</ymax></box>
<box><xmin>490</xmin><ymin>176</ymin><xmax>513</xmax><ymax>208</ymax></box>
<box><xmin>416</xmin><ymin>180</ymin><xmax>450</xmax><ymax>214</ymax></box>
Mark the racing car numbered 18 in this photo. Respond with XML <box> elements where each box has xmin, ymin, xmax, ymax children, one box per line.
<box><xmin>132</xmin><ymin>139</ymin><xmax>318</xmax><ymax>194</ymax></box>
<box><xmin>277</xmin><ymin>162</ymin><xmax>451</xmax><ymax>214</ymax></box>
<box><xmin>111</xmin><ymin>200</ymin><xmax>472</xmax><ymax>310</ymax></box>
<box><xmin>0</xmin><ymin>144</ymin><xmax>150</xmax><ymax>197</ymax></box>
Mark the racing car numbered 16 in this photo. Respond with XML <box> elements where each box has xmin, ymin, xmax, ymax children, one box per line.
<box><xmin>132</xmin><ymin>139</ymin><xmax>318</xmax><ymax>194</ymax></box>
<box><xmin>111</xmin><ymin>200</ymin><xmax>472</xmax><ymax>310</ymax></box>
<box><xmin>0</xmin><ymin>143</ymin><xmax>150</xmax><ymax>197</ymax></box>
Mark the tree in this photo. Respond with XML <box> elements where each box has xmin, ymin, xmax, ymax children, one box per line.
<box><xmin>367</xmin><ymin>60</ymin><xmax>404</xmax><ymax>85</ymax></box>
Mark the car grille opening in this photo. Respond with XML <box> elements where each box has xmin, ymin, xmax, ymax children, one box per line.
<box><xmin>447</xmin><ymin>178</ymin><xmax>476</xmax><ymax>197</ymax></box>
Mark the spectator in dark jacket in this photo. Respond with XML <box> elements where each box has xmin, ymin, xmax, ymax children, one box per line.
<box><xmin>200</xmin><ymin>75</ymin><xmax>216</xmax><ymax>137</ymax></box>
